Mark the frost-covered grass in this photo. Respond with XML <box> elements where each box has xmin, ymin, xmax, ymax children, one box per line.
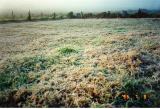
<box><xmin>0</xmin><ymin>19</ymin><xmax>160</xmax><ymax>107</ymax></box>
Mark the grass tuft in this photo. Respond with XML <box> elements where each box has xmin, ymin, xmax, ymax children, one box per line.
<box><xmin>58</xmin><ymin>47</ymin><xmax>78</xmax><ymax>55</ymax></box>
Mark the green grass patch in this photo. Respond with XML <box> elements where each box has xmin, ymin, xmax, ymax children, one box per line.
<box><xmin>115</xmin><ymin>28</ymin><xmax>128</xmax><ymax>33</ymax></box>
<box><xmin>2</xmin><ymin>55</ymin><xmax>56</xmax><ymax>74</ymax></box>
<box><xmin>0</xmin><ymin>55</ymin><xmax>58</xmax><ymax>91</ymax></box>
<box><xmin>58</xmin><ymin>47</ymin><xmax>78</xmax><ymax>55</ymax></box>
<box><xmin>0</xmin><ymin>72</ymin><xmax>28</xmax><ymax>91</ymax></box>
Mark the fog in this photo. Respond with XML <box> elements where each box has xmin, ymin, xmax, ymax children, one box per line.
<box><xmin>0</xmin><ymin>0</ymin><xmax>160</xmax><ymax>14</ymax></box>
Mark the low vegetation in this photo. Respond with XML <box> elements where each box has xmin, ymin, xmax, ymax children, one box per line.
<box><xmin>0</xmin><ymin>19</ymin><xmax>160</xmax><ymax>107</ymax></box>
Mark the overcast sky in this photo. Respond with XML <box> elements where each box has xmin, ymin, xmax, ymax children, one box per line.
<box><xmin>0</xmin><ymin>0</ymin><xmax>160</xmax><ymax>14</ymax></box>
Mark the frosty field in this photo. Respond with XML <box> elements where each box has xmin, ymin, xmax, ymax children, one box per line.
<box><xmin>0</xmin><ymin>19</ymin><xmax>160</xmax><ymax>107</ymax></box>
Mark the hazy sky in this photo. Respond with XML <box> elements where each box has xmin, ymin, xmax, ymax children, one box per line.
<box><xmin>0</xmin><ymin>0</ymin><xmax>160</xmax><ymax>14</ymax></box>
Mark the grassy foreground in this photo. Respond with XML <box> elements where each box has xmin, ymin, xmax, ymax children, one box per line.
<box><xmin>0</xmin><ymin>19</ymin><xmax>160</xmax><ymax>107</ymax></box>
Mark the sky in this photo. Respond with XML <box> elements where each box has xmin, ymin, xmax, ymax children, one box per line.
<box><xmin>0</xmin><ymin>0</ymin><xmax>160</xmax><ymax>14</ymax></box>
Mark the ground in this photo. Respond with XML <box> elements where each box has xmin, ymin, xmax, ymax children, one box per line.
<box><xmin>0</xmin><ymin>19</ymin><xmax>160</xmax><ymax>107</ymax></box>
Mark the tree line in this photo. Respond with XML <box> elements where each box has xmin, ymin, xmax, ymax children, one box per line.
<box><xmin>7</xmin><ymin>9</ymin><xmax>160</xmax><ymax>21</ymax></box>
<box><xmin>67</xmin><ymin>9</ymin><xmax>160</xmax><ymax>19</ymax></box>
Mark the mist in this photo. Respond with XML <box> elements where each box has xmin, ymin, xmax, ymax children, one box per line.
<box><xmin>0</xmin><ymin>0</ymin><xmax>160</xmax><ymax>14</ymax></box>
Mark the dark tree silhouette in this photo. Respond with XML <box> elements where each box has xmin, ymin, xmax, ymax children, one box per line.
<box><xmin>59</xmin><ymin>15</ymin><xmax>63</xmax><ymax>19</ymax></box>
<box><xmin>67</xmin><ymin>11</ymin><xmax>74</xmax><ymax>18</ymax></box>
<box><xmin>27</xmin><ymin>10</ymin><xmax>32</xmax><ymax>21</ymax></box>
<box><xmin>122</xmin><ymin>11</ymin><xmax>129</xmax><ymax>18</ymax></box>
<box><xmin>96</xmin><ymin>12</ymin><xmax>107</xmax><ymax>18</ymax></box>
<box><xmin>11</xmin><ymin>10</ymin><xmax>15</xmax><ymax>20</ymax></box>
<box><xmin>52</xmin><ymin>12</ymin><xmax>56</xmax><ymax>19</ymax></box>
<box><xmin>132</xmin><ymin>9</ymin><xmax>149</xmax><ymax>18</ymax></box>
<box><xmin>83</xmin><ymin>13</ymin><xmax>94</xmax><ymax>18</ymax></box>
<box><xmin>75</xmin><ymin>13</ymin><xmax>81</xmax><ymax>18</ymax></box>
<box><xmin>106</xmin><ymin>11</ymin><xmax>111</xmax><ymax>18</ymax></box>
<box><xmin>137</xmin><ymin>9</ymin><xmax>144</xmax><ymax>18</ymax></box>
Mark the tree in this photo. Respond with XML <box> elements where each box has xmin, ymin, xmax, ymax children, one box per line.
<box><xmin>11</xmin><ymin>10</ymin><xmax>15</xmax><ymax>20</ymax></box>
<box><xmin>133</xmin><ymin>9</ymin><xmax>149</xmax><ymax>18</ymax></box>
<box><xmin>27</xmin><ymin>10</ymin><xmax>32</xmax><ymax>21</ymax></box>
<box><xmin>59</xmin><ymin>15</ymin><xmax>63</xmax><ymax>19</ymax></box>
<box><xmin>96</xmin><ymin>12</ymin><xmax>107</xmax><ymax>18</ymax></box>
<box><xmin>41</xmin><ymin>12</ymin><xmax>43</xmax><ymax>18</ymax></box>
<box><xmin>122</xmin><ymin>11</ymin><xmax>129</xmax><ymax>18</ymax></box>
<box><xmin>52</xmin><ymin>12</ymin><xmax>56</xmax><ymax>19</ymax></box>
<box><xmin>106</xmin><ymin>11</ymin><xmax>111</xmax><ymax>18</ymax></box>
<box><xmin>67</xmin><ymin>11</ymin><xmax>74</xmax><ymax>18</ymax></box>
<box><xmin>83</xmin><ymin>13</ymin><xmax>94</xmax><ymax>18</ymax></box>
<box><xmin>115</xmin><ymin>12</ymin><xmax>122</xmax><ymax>18</ymax></box>
<box><xmin>75</xmin><ymin>13</ymin><xmax>81</xmax><ymax>18</ymax></box>
<box><xmin>80</xmin><ymin>11</ymin><xmax>84</xmax><ymax>18</ymax></box>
